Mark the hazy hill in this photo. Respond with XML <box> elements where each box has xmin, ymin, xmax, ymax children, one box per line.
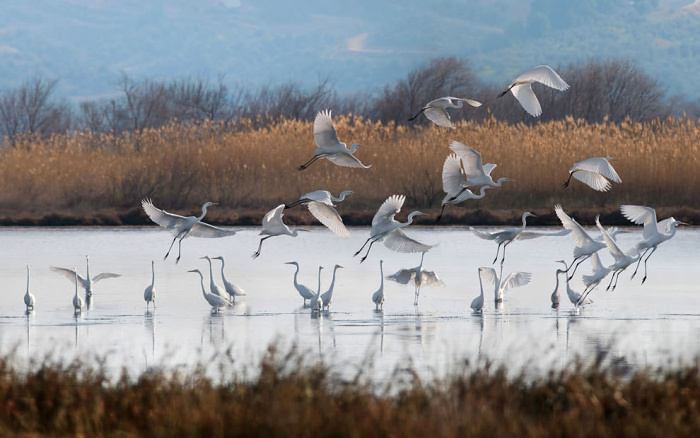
<box><xmin>0</xmin><ymin>0</ymin><xmax>697</xmax><ymax>99</ymax></box>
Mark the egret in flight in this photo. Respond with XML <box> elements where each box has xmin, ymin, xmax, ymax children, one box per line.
<box><xmin>354</xmin><ymin>194</ymin><xmax>432</xmax><ymax>263</ymax></box>
<box><xmin>470</xmin><ymin>267</ymin><xmax>487</xmax><ymax>313</ymax></box>
<box><xmin>593</xmin><ymin>215</ymin><xmax>640</xmax><ymax>292</ymax></box>
<box><xmin>51</xmin><ymin>255</ymin><xmax>121</xmax><ymax>297</ymax></box>
<box><xmin>285</xmin><ymin>261</ymin><xmax>315</xmax><ymax>305</ymax></box>
<box><xmin>386</xmin><ymin>252</ymin><xmax>444</xmax><ymax>305</ymax></box>
<box><xmin>23</xmin><ymin>265</ymin><xmax>35</xmax><ymax>313</ymax></box>
<box><xmin>436</xmin><ymin>153</ymin><xmax>495</xmax><ymax>223</ymax></box>
<box><xmin>372</xmin><ymin>260</ymin><xmax>385</xmax><ymax>310</ymax></box>
<box><xmin>142</xmin><ymin>199</ymin><xmax>236</xmax><ymax>263</ymax></box>
<box><xmin>212</xmin><ymin>256</ymin><xmax>247</xmax><ymax>299</ymax></box>
<box><xmin>188</xmin><ymin>269</ymin><xmax>232</xmax><ymax>313</ymax></box>
<box><xmin>321</xmin><ymin>264</ymin><xmax>344</xmax><ymax>310</ymax></box>
<box><xmin>580</xmin><ymin>253</ymin><xmax>611</xmax><ymax>299</ymax></box>
<box><xmin>555</xmin><ymin>204</ymin><xmax>606</xmax><ymax>279</ymax></box>
<box><xmin>563</xmin><ymin>157</ymin><xmax>621</xmax><ymax>192</ymax></box>
<box><xmin>285</xmin><ymin>190</ymin><xmax>353</xmax><ymax>237</ymax></box>
<box><xmin>253</xmin><ymin>204</ymin><xmax>307</xmax><ymax>258</ymax></box>
<box><xmin>448</xmin><ymin>141</ymin><xmax>509</xmax><ymax>189</ymax></box>
<box><xmin>480</xmin><ymin>267</ymin><xmax>531</xmax><ymax>304</ymax></box>
<box><xmin>407</xmin><ymin>96</ymin><xmax>482</xmax><ymax>128</ymax></box>
<box><xmin>621</xmin><ymin>205</ymin><xmax>686</xmax><ymax>283</ymax></box>
<box><xmin>144</xmin><ymin>260</ymin><xmax>156</xmax><ymax>310</ymax></box>
<box><xmin>298</xmin><ymin>109</ymin><xmax>371</xmax><ymax>170</ymax></box>
<box><xmin>497</xmin><ymin>65</ymin><xmax>569</xmax><ymax>117</ymax></box>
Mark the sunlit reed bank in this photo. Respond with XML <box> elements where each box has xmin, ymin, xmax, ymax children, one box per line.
<box><xmin>1</xmin><ymin>347</ymin><xmax>699</xmax><ymax>437</ymax></box>
<box><xmin>0</xmin><ymin>116</ymin><xmax>697</xmax><ymax>225</ymax></box>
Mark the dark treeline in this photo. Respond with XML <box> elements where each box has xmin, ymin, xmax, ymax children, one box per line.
<box><xmin>1</xmin><ymin>57</ymin><xmax>698</xmax><ymax>145</ymax></box>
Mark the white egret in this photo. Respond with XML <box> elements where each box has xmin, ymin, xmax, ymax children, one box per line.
<box><xmin>407</xmin><ymin>96</ymin><xmax>482</xmax><ymax>128</ymax></box>
<box><xmin>593</xmin><ymin>215</ymin><xmax>640</xmax><ymax>292</ymax></box>
<box><xmin>298</xmin><ymin>109</ymin><xmax>371</xmax><ymax>170</ymax></box>
<box><xmin>498</xmin><ymin>65</ymin><xmax>569</xmax><ymax>117</ymax></box>
<box><xmin>563</xmin><ymin>157</ymin><xmax>621</xmax><ymax>192</ymax></box>
<box><xmin>23</xmin><ymin>265</ymin><xmax>35</xmax><ymax>313</ymax></box>
<box><xmin>621</xmin><ymin>205</ymin><xmax>686</xmax><ymax>283</ymax></box>
<box><xmin>200</xmin><ymin>256</ymin><xmax>228</xmax><ymax>300</ymax></box>
<box><xmin>51</xmin><ymin>255</ymin><xmax>121</xmax><ymax>297</ymax></box>
<box><xmin>285</xmin><ymin>261</ymin><xmax>316</xmax><ymax>304</ymax></box>
<box><xmin>354</xmin><ymin>194</ymin><xmax>433</xmax><ymax>263</ymax></box>
<box><xmin>436</xmin><ymin>153</ymin><xmax>495</xmax><ymax>223</ymax></box>
<box><xmin>253</xmin><ymin>204</ymin><xmax>307</xmax><ymax>259</ymax></box>
<box><xmin>142</xmin><ymin>199</ymin><xmax>236</xmax><ymax>263</ymax></box>
<box><xmin>580</xmin><ymin>253</ymin><xmax>611</xmax><ymax>298</ymax></box>
<box><xmin>144</xmin><ymin>260</ymin><xmax>156</xmax><ymax>310</ymax></box>
<box><xmin>480</xmin><ymin>267</ymin><xmax>531</xmax><ymax>304</ymax></box>
<box><xmin>188</xmin><ymin>269</ymin><xmax>232</xmax><ymax>313</ymax></box>
<box><xmin>71</xmin><ymin>269</ymin><xmax>84</xmax><ymax>314</ymax></box>
<box><xmin>310</xmin><ymin>266</ymin><xmax>324</xmax><ymax>313</ymax></box>
<box><xmin>448</xmin><ymin>141</ymin><xmax>509</xmax><ymax>188</ymax></box>
<box><xmin>321</xmin><ymin>264</ymin><xmax>344</xmax><ymax>310</ymax></box>
<box><xmin>372</xmin><ymin>260</ymin><xmax>385</xmax><ymax>310</ymax></box>
<box><xmin>470</xmin><ymin>212</ymin><xmax>570</xmax><ymax>266</ymax></box>
<box><xmin>551</xmin><ymin>268</ymin><xmax>562</xmax><ymax>308</ymax></box>
<box><xmin>285</xmin><ymin>190</ymin><xmax>353</xmax><ymax>237</ymax></box>
<box><xmin>470</xmin><ymin>267</ymin><xmax>486</xmax><ymax>313</ymax></box>
<box><xmin>212</xmin><ymin>256</ymin><xmax>247</xmax><ymax>298</ymax></box>
<box><xmin>386</xmin><ymin>252</ymin><xmax>445</xmax><ymax>305</ymax></box>
<box><xmin>554</xmin><ymin>204</ymin><xmax>606</xmax><ymax>279</ymax></box>
<box><xmin>556</xmin><ymin>260</ymin><xmax>592</xmax><ymax>308</ymax></box>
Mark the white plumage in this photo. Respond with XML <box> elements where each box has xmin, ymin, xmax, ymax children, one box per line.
<box><xmin>498</xmin><ymin>65</ymin><xmax>569</xmax><ymax>117</ymax></box>
<box><xmin>298</xmin><ymin>110</ymin><xmax>371</xmax><ymax>170</ymax></box>
<box><xmin>408</xmin><ymin>96</ymin><xmax>482</xmax><ymax>128</ymax></box>
<box><xmin>564</xmin><ymin>157</ymin><xmax>621</xmax><ymax>191</ymax></box>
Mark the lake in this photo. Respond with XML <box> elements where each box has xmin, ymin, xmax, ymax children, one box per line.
<box><xmin>1</xmin><ymin>225</ymin><xmax>698</xmax><ymax>382</ymax></box>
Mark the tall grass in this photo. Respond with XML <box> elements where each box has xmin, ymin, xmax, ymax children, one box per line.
<box><xmin>0</xmin><ymin>116</ymin><xmax>697</xmax><ymax>225</ymax></box>
<box><xmin>1</xmin><ymin>346</ymin><xmax>699</xmax><ymax>437</ymax></box>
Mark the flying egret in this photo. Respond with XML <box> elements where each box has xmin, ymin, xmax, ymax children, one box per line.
<box><xmin>51</xmin><ymin>255</ymin><xmax>121</xmax><ymax>297</ymax></box>
<box><xmin>563</xmin><ymin>157</ymin><xmax>621</xmax><ymax>192</ymax></box>
<box><xmin>253</xmin><ymin>204</ymin><xmax>307</xmax><ymax>258</ymax></box>
<box><xmin>144</xmin><ymin>260</ymin><xmax>156</xmax><ymax>310</ymax></box>
<box><xmin>298</xmin><ymin>109</ymin><xmax>371</xmax><ymax>170</ymax></box>
<box><xmin>386</xmin><ymin>252</ymin><xmax>445</xmax><ymax>305</ymax></box>
<box><xmin>142</xmin><ymin>199</ymin><xmax>236</xmax><ymax>263</ymax></box>
<box><xmin>480</xmin><ymin>267</ymin><xmax>531</xmax><ymax>304</ymax></box>
<box><xmin>448</xmin><ymin>141</ymin><xmax>509</xmax><ymax>188</ymax></box>
<box><xmin>621</xmin><ymin>205</ymin><xmax>686</xmax><ymax>283</ymax></box>
<box><xmin>407</xmin><ymin>96</ymin><xmax>482</xmax><ymax>128</ymax></box>
<box><xmin>212</xmin><ymin>256</ymin><xmax>247</xmax><ymax>299</ymax></box>
<box><xmin>580</xmin><ymin>253</ymin><xmax>611</xmax><ymax>298</ymax></box>
<box><xmin>593</xmin><ymin>215</ymin><xmax>640</xmax><ymax>292</ymax></box>
<box><xmin>436</xmin><ymin>153</ymin><xmax>495</xmax><ymax>223</ymax></box>
<box><xmin>554</xmin><ymin>204</ymin><xmax>606</xmax><ymax>279</ymax></box>
<box><xmin>200</xmin><ymin>256</ymin><xmax>228</xmax><ymax>300</ymax></box>
<box><xmin>372</xmin><ymin>260</ymin><xmax>385</xmax><ymax>310</ymax></box>
<box><xmin>470</xmin><ymin>267</ymin><xmax>486</xmax><ymax>313</ymax></box>
<box><xmin>23</xmin><ymin>265</ymin><xmax>35</xmax><ymax>313</ymax></box>
<box><xmin>188</xmin><ymin>269</ymin><xmax>232</xmax><ymax>313</ymax></box>
<box><xmin>285</xmin><ymin>261</ymin><xmax>316</xmax><ymax>304</ymax></box>
<box><xmin>320</xmin><ymin>264</ymin><xmax>344</xmax><ymax>310</ymax></box>
<box><xmin>310</xmin><ymin>266</ymin><xmax>324</xmax><ymax>313</ymax></box>
<box><xmin>470</xmin><ymin>212</ymin><xmax>570</xmax><ymax>266</ymax></box>
<box><xmin>285</xmin><ymin>190</ymin><xmax>353</xmax><ymax>237</ymax></box>
<box><xmin>71</xmin><ymin>269</ymin><xmax>84</xmax><ymax>314</ymax></box>
<box><xmin>556</xmin><ymin>260</ymin><xmax>592</xmax><ymax>308</ymax></box>
<box><xmin>354</xmin><ymin>194</ymin><xmax>433</xmax><ymax>263</ymax></box>
<box><xmin>497</xmin><ymin>65</ymin><xmax>569</xmax><ymax>117</ymax></box>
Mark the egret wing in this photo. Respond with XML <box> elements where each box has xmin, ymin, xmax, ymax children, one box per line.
<box><xmin>620</xmin><ymin>205</ymin><xmax>657</xmax><ymax>240</ymax></box>
<box><xmin>456</xmin><ymin>98</ymin><xmax>482</xmax><ymax>107</ymax></box>
<box><xmin>92</xmin><ymin>272</ymin><xmax>121</xmax><ymax>283</ymax></box>
<box><xmin>313</xmin><ymin>109</ymin><xmax>341</xmax><ymax>148</ymax></box>
<box><xmin>574</xmin><ymin>157</ymin><xmax>621</xmax><ymax>183</ymax></box>
<box><xmin>386</xmin><ymin>268</ymin><xmax>415</xmax><ymax>285</ymax></box>
<box><xmin>372</xmin><ymin>195</ymin><xmax>405</xmax><ymax>228</ymax></box>
<box><xmin>517</xmin><ymin>229</ymin><xmax>571</xmax><ymax>240</ymax></box>
<box><xmin>469</xmin><ymin>226</ymin><xmax>497</xmax><ymax>241</ymax></box>
<box><xmin>482</xmin><ymin>163</ymin><xmax>497</xmax><ymax>176</ymax></box>
<box><xmin>555</xmin><ymin>204</ymin><xmax>596</xmax><ymax>247</ymax></box>
<box><xmin>516</xmin><ymin>65</ymin><xmax>569</xmax><ymax>91</ymax></box>
<box><xmin>189</xmin><ymin>222</ymin><xmax>238</xmax><ymax>238</ymax></box>
<box><xmin>500</xmin><ymin>272</ymin><xmax>531</xmax><ymax>292</ymax></box>
<box><xmin>572</xmin><ymin>171</ymin><xmax>612</xmax><ymax>191</ymax></box>
<box><xmin>479</xmin><ymin>267</ymin><xmax>498</xmax><ymax>285</ymax></box>
<box><xmin>419</xmin><ymin>271</ymin><xmax>445</xmax><ymax>288</ymax></box>
<box><xmin>595</xmin><ymin>216</ymin><xmax>626</xmax><ymax>260</ymax></box>
<box><xmin>511</xmin><ymin>83</ymin><xmax>541</xmax><ymax>117</ymax></box>
<box><xmin>141</xmin><ymin>199</ymin><xmax>191</xmax><ymax>233</ymax></box>
<box><xmin>449</xmin><ymin>141</ymin><xmax>485</xmax><ymax>178</ymax></box>
<box><xmin>383</xmin><ymin>229</ymin><xmax>433</xmax><ymax>253</ymax></box>
<box><xmin>442</xmin><ymin>154</ymin><xmax>466</xmax><ymax>197</ymax></box>
<box><xmin>326</xmin><ymin>152</ymin><xmax>371</xmax><ymax>168</ymax></box>
<box><xmin>424</xmin><ymin>107</ymin><xmax>453</xmax><ymax>128</ymax></box>
<box><xmin>306</xmin><ymin>202</ymin><xmax>350</xmax><ymax>237</ymax></box>
<box><xmin>50</xmin><ymin>266</ymin><xmax>88</xmax><ymax>289</ymax></box>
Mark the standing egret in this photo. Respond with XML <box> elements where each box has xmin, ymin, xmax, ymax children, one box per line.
<box><xmin>480</xmin><ymin>267</ymin><xmax>531</xmax><ymax>304</ymax></box>
<box><xmin>321</xmin><ymin>265</ymin><xmax>344</xmax><ymax>310</ymax></box>
<box><xmin>253</xmin><ymin>204</ymin><xmax>307</xmax><ymax>258</ymax></box>
<box><xmin>551</xmin><ymin>268</ymin><xmax>562</xmax><ymax>308</ymax></box>
<box><xmin>372</xmin><ymin>260</ymin><xmax>385</xmax><ymax>310</ymax></box>
<box><xmin>555</xmin><ymin>204</ymin><xmax>606</xmax><ymax>279</ymax></box>
<box><xmin>285</xmin><ymin>190</ymin><xmax>353</xmax><ymax>237</ymax></box>
<box><xmin>285</xmin><ymin>261</ymin><xmax>315</xmax><ymax>304</ymax></box>
<box><xmin>188</xmin><ymin>269</ymin><xmax>232</xmax><ymax>313</ymax></box>
<box><xmin>470</xmin><ymin>212</ymin><xmax>570</xmax><ymax>266</ymax></box>
<box><xmin>470</xmin><ymin>267</ymin><xmax>487</xmax><ymax>313</ymax></box>
<box><xmin>51</xmin><ymin>255</ymin><xmax>121</xmax><ymax>297</ymax></box>
<box><xmin>200</xmin><ymin>256</ymin><xmax>228</xmax><ymax>300</ymax></box>
<box><xmin>593</xmin><ymin>215</ymin><xmax>640</xmax><ymax>292</ymax></box>
<box><xmin>354</xmin><ymin>194</ymin><xmax>432</xmax><ymax>263</ymax></box>
<box><xmin>72</xmin><ymin>269</ymin><xmax>84</xmax><ymax>315</ymax></box>
<box><xmin>144</xmin><ymin>260</ymin><xmax>156</xmax><ymax>310</ymax></box>
<box><xmin>436</xmin><ymin>153</ymin><xmax>495</xmax><ymax>223</ymax></box>
<box><xmin>448</xmin><ymin>141</ymin><xmax>509</xmax><ymax>188</ymax></box>
<box><xmin>298</xmin><ymin>109</ymin><xmax>371</xmax><ymax>170</ymax></box>
<box><xmin>386</xmin><ymin>252</ymin><xmax>445</xmax><ymax>305</ymax></box>
<box><xmin>23</xmin><ymin>265</ymin><xmax>35</xmax><ymax>313</ymax></box>
<box><xmin>407</xmin><ymin>96</ymin><xmax>482</xmax><ymax>128</ymax></box>
<box><xmin>563</xmin><ymin>157</ymin><xmax>621</xmax><ymax>192</ymax></box>
<box><xmin>497</xmin><ymin>65</ymin><xmax>569</xmax><ymax>117</ymax></box>
<box><xmin>621</xmin><ymin>205</ymin><xmax>686</xmax><ymax>283</ymax></box>
<box><xmin>556</xmin><ymin>261</ymin><xmax>592</xmax><ymax>308</ymax></box>
<box><xmin>212</xmin><ymin>256</ymin><xmax>247</xmax><ymax>299</ymax></box>
<box><xmin>310</xmin><ymin>266</ymin><xmax>324</xmax><ymax>313</ymax></box>
<box><xmin>142</xmin><ymin>199</ymin><xmax>237</xmax><ymax>263</ymax></box>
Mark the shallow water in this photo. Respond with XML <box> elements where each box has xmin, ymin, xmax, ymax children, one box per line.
<box><xmin>1</xmin><ymin>225</ymin><xmax>698</xmax><ymax>381</ymax></box>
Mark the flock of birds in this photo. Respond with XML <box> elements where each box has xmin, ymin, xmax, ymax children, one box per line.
<box><xmin>18</xmin><ymin>65</ymin><xmax>686</xmax><ymax>317</ymax></box>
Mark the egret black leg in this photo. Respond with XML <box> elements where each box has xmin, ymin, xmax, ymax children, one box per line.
<box><xmin>252</xmin><ymin>236</ymin><xmax>271</xmax><ymax>259</ymax></box>
<box><xmin>641</xmin><ymin>247</ymin><xmax>657</xmax><ymax>284</ymax></box>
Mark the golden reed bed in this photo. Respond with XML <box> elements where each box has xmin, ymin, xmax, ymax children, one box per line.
<box><xmin>0</xmin><ymin>116</ymin><xmax>697</xmax><ymax>225</ymax></box>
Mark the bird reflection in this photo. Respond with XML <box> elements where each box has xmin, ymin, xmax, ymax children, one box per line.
<box><xmin>145</xmin><ymin>310</ymin><xmax>156</xmax><ymax>355</ymax></box>
<box><xmin>201</xmin><ymin>313</ymin><xmax>225</xmax><ymax>346</ymax></box>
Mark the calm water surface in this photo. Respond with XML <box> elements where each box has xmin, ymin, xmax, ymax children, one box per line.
<box><xmin>1</xmin><ymin>226</ymin><xmax>699</xmax><ymax>381</ymax></box>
